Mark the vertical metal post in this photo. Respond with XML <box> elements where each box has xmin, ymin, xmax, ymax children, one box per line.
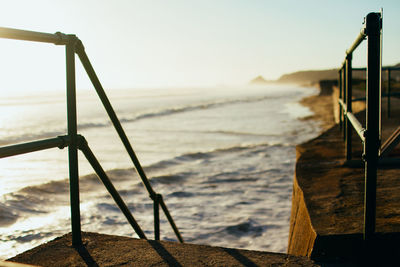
<box><xmin>66</xmin><ymin>35</ymin><xmax>82</xmax><ymax>246</ymax></box>
<box><xmin>339</xmin><ymin>69</ymin><xmax>343</xmax><ymax>130</ymax></box>
<box><xmin>387</xmin><ymin>69</ymin><xmax>391</xmax><ymax>118</ymax></box>
<box><xmin>343</xmin><ymin>63</ymin><xmax>347</xmax><ymax>140</ymax></box>
<box><xmin>363</xmin><ymin>12</ymin><xmax>381</xmax><ymax>242</ymax></box>
<box><xmin>154</xmin><ymin>194</ymin><xmax>160</xmax><ymax>240</ymax></box>
<box><xmin>345</xmin><ymin>54</ymin><xmax>353</xmax><ymax>161</ymax></box>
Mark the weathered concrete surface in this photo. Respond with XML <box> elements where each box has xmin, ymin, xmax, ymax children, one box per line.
<box><xmin>289</xmin><ymin>81</ymin><xmax>400</xmax><ymax>264</ymax></box>
<box><xmin>9</xmin><ymin>232</ymin><xmax>318</xmax><ymax>267</ymax></box>
<box><xmin>0</xmin><ymin>262</ymin><xmax>37</xmax><ymax>267</ymax></box>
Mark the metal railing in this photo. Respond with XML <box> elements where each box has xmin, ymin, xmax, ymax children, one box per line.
<box><xmin>350</xmin><ymin>67</ymin><xmax>400</xmax><ymax>118</ymax></box>
<box><xmin>0</xmin><ymin>27</ymin><xmax>183</xmax><ymax>246</ymax></box>
<box><xmin>338</xmin><ymin>12</ymin><xmax>382</xmax><ymax>242</ymax></box>
<box><xmin>337</xmin><ymin>11</ymin><xmax>400</xmax><ymax>243</ymax></box>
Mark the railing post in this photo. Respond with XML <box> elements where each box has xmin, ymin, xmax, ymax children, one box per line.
<box><xmin>339</xmin><ymin>69</ymin><xmax>343</xmax><ymax>130</ymax></box>
<box><xmin>66</xmin><ymin>35</ymin><xmax>82</xmax><ymax>247</ymax></box>
<box><xmin>154</xmin><ymin>194</ymin><xmax>161</xmax><ymax>241</ymax></box>
<box><xmin>387</xmin><ymin>69</ymin><xmax>391</xmax><ymax>118</ymax></box>
<box><xmin>345</xmin><ymin>54</ymin><xmax>353</xmax><ymax>161</ymax></box>
<box><xmin>363</xmin><ymin>12</ymin><xmax>381</xmax><ymax>242</ymax></box>
<box><xmin>343</xmin><ymin>64</ymin><xmax>347</xmax><ymax>140</ymax></box>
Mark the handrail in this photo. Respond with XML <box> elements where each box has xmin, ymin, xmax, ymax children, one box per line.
<box><xmin>338</xmin><ymin>12</ymin><xmax>382</xmax><ymax>243</ymax></box>
<box><xmin>347</xmin><ymin>112</ymin><xmax>365</xmax><ymax>142</ymax></box>
<box><xmin>339</xmin><ymin>99</ymin><xmax>365</xmax><ymax>142</ymax></box>
<box><xmin>0</xmin><ymin>136</ymin><xmax>70</xmax><ymax>159</ymax></box>
<box><xmin>352</xmin><ymin>66</ymin><xmax>400</xmax><ymax>118</ymax></box>
<box><xmin>346</xmin><ymin>28</ymin><xmax>366</xmax><ymax>55</ymax></box>
<box><xmin>338</xmin><ymin>98</ymin><xmax>347</xmax><ymax>113</ymax></box>
<box><xmin>0</xmin><ymin>27</ymin><xmax>69</xmax><ymax>45</ymax></box>
<box><xmin>0</xmin><ymin>135</ymin><xmax>147</xmax><ymax>240</ymax></box>
<box><xmin>0</xmin><ymin>27</ymin><xmax>183</xmax><ymax>246</ymax></box>
<box><xmin>380</xmin><ymin>126</ymin><xmax>400</xmax><ymax>158</ymax></box>
<box><xmin>353</xmin><ymin>67</ymin><xmax>400</xmax><ymax>71</ymax></box>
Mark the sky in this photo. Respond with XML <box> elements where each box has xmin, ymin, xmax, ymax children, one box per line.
<box><xmin>0</xmin><ymin>0</ymin><xmax>399</xmax><ymax>92</ymax></box>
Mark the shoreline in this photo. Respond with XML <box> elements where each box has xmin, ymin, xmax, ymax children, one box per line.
<box><xmin>299</xmin><ymin>80</ymin><xmax>366</xmax><ymax>133</ymax></box>
<box><xmin>299</xmin><ymin>81</ymin><xmax>336</xmax><ymax>132</ymax></box>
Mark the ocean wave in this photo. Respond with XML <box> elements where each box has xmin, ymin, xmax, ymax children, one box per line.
<box><xmin>144</xmin><ymin>142</ymin><xmax>284</xmax><ymax>172</ymax></box>
<box><xmin>224</xmin><ymin>219</ymin><xmax>265</xmax><ymax>236</ymax></box>
<box><xmin>143</xmin><ymin>145</ymin><xmax>257</xmax><ymax>172</ymax></box>
<box><xmin>0</xmin><ymin>95</ymin><xmax>276</xmax><ymax>145</ymax></box>
<box><xmin>150</xmin><ymin>173</ymin><xmax>192</xmax><ymax>185</ymax></box>
<box><xmin>0</xmin><ymin>141</ymin><xmax>286</xmax><ymax>227</ymax></box>
<box><xmin>167</xmin><ymin>191</ymin><xmax>194</xmax><ymax>198</ymax></box>
<box><xmin>199</xmin><ymin>130</ymin><xmax>273</xmax><ymax>137</ymax></box>
<box><xmin>118</xmin><ymin>95</ymin><xmax>274</xmax><ymax>123</ymax></box>
<box><xmin>0</xmin><ymin>169</ymin><xmax>140</xmax><ymax>226</ymax></box>
<box><xmin>192</xmin><ymin>219</ymin><xmax>267</xmax><ymax>243</ymax></box>
<box><xmin>0</xmin><ymin>203</ymin><xmax>19</xmax><ymax>226</ymax></box>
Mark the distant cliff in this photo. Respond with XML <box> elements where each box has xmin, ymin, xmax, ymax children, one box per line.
<box><xmin>277</xmin><ymin>69</ymin><xmax>338</xmax><ymax>85</ymax></box>
<box><xmin>249</xmin><ymin>75</ymin><xmax>274</xmax><ymax>85</ymax></box>
<box><xmin>249</xmin><ymin>69</ymin><xmax>339</xmax><ymax>86</ymax></box>
<box><xmin>250</xmin><ymin>63</ymin><xmax>400</xmax><ymax>86</ymax></box>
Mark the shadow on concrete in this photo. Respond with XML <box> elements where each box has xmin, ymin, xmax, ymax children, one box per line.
<box><xmin>223</xmin><ymin>248</ymin><xmax>259</xmax><ymax>267</ymax></box>
<box><xmin>75</xmin><ymin>244</ymin><xmax>99</xmax><ymax>267</ymax></box>
<box><xmin>147</xmin><ymin>240</ymin><xmax>183</xmax><ymax>267</ymax></box>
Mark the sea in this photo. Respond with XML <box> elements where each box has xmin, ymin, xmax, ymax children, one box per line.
<box><xmin>0</xmin><ymin>84</ymin><xmax>320</xmax><ymax>259</ymax></box>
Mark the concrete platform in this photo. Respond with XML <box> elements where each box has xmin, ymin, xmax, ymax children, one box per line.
<box><xmin>0</xmin><ymin>261</ymin><xmax>37</xmax><ymax>267</ymax></box>
<box><xmin>8</xmin><ymin>232</ymin><xmax>318</xmax><ymax>267</ymax></box>
<box><xmin>288</xmin><ymin>82</ymin><xmax>400</xmax><ymax>264</ymax></box>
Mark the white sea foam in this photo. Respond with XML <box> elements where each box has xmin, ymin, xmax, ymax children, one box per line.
<box><xmin>0</xmin><ymin>85</ymin><xmax>319</xmax><ymax>259</ymax></box>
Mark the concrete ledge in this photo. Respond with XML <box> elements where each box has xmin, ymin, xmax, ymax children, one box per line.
<box><xmin>288</xmin><ymin>119</ymin><xmax>400</xmax><ymax>263</ymax></box>
<box><xmin>9</xmin><ymin>232</ymin><xmax>318</xmax><ymax>266</ymax></box>
<box><xmin>287</xmin><ymin>174</ymin><xmax>317</xmax><ymax>257</ymax></box>
<box><xmin>0</xmin><ymin>262</ymin><xmax>37</xmax><ymax>267</ymax></box>
<box><xmin>289</xmin><ymin>80</ymin><xmax>400</xmax><ymax>264</ymax></box>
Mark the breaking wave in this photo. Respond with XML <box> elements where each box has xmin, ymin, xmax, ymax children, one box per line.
<box><xmin>0</xmin><ymin>95</ymin><xmax>277</xmax><ymax>146</ymax></box>
<box><xmin>0</xmin><ymin>142</ymin><xmax>282</xmax><ymax>227</ymax></box>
